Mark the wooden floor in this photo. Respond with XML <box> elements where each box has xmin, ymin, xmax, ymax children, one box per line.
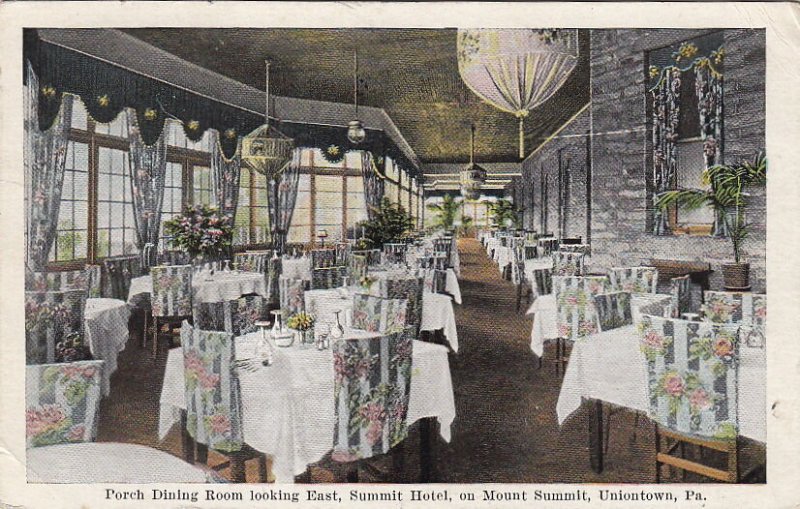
<box><xmin>97</xmin><ymin>237</ymin><xmax>765</xmax><ymax>483</ymax></box>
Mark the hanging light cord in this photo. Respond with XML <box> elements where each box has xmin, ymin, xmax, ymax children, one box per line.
<box><xmin>353</xmin><ymin>50</ymin><xmax>359</xmax><ymax>117</ymax></box>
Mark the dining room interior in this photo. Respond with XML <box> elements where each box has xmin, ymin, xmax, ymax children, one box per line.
<box><xmin>22</xmin><ymin>27</ymin><xmax>766</xmax><ymax>485</ymax></box>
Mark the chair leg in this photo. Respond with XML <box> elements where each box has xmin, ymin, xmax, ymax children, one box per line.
<box><xmin>230</xmin><ymin>453</ymin><xmax>246</xmax><ymax>483</ymax></box>
<box><xmin>258</xmin><ymin>454</ymin><xmax>269</xmax><ymax>483</ymax></box>
<box><xmin>515</xmin><ymin>284</ymin><xmax>522</xmax><ymax>312</ymax></box>
<box><xmin>196</xmin><ymin>443</ymin><xmax>209</xmax><ymax>465</ymax></box>
<box><xmin>728</xmin><ymin>439</ymin><xmax>739</xmax><ymax>483</ymax></box>
<box><xmin>142</xmin><ymin>311</ymin><xmax>149</xmax><ymax>349</ymax></box>
<box><xmin>603</xmin><ymin>411</ymin><xmax>611</xmax><ymax>455</ymax></box>
<box><xmin>152</xmin><ymin>317</ymin><xmax>159</xmax><ymax>358</ymax></box>
<box><xmin>654</xmin><ymin>424</ymin><xmax>661</xmax><ymax>483</ymax></box>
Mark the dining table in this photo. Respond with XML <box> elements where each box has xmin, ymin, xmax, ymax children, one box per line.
<box><xmin>84</xmin><ymin>298</ymin><xmax>131</xmax><ymax>396</ymax></box>
<box><xmin>26</xmin><ymin>442</ymin><xmax>214</xmax><ymax>483</ymax></box>
<box><xmin>127</xmin><ymin>271</ymin><xmax>269</xmax><ymax>305</ymax></box>
<box><xmin>557</xmin><ymin>321</ymin><xmax>766</xmax><ymax>473</ymax></box>
<box><xmin>159</xmin><ymin>331</ymin><xmax>456</xmax><ymax>483</ymax></box>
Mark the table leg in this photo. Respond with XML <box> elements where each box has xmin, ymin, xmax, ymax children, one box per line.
<box><xmin>589</xmin><ymin>399</ymin><xmax>604</xmax><ymax>474</ymax></box>
<box><xmin>419</xmin><ymin>418</ymin><xmax>438</xmax><ymax>482</ymax></box>
<box><xmin>180</xmin><ymin>410</ymin><xmax>195</xmax><ymax>464</ymax></box>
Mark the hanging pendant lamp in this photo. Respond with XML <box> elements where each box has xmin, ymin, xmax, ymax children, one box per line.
<box><xmin>460</xmin><ymin>124</ymin><xmax>487</xmax><ymax>200</ymax></box>
<box><xmin>241</xmin><ymin>60</ymin><xmax>294</xmax><ymax>178</ymax></box>
<box><xmin>347</xmin><ymin>50</ymin><xmax>366</xmax><ymax>145</ymax></box>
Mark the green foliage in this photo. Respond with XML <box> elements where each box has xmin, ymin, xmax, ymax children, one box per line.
<box><xmin>655</xmin><ymin>152</ymin><xmax>766</xmax><ymax>263</ymax></box>
<box><xmin>486</xmin><ymin>199</ymin><xmax>521</xmax><ymax>229</ymax></box>
<box><xmin>426</xmin><ymin>194</ymin><xmax>461</xmax><ymax>230</ymax></box>
<box><xmin>361</xmin><ymin>198</ymin><xmax>414</xmax><ymax>248</ymax></box>
<box><xmin>163</xmin><ymin>204</ymin><xmax>233</xmax><ymax>258</ymax></box>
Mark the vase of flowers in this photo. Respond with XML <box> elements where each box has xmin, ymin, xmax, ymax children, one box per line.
<box><xmin>287</xmin><ymin>312</ymin><xmax>315</xmax><ymax>345</ymax></box>
<box><xmin>163</xmin><ymin>205</ymin><xmax>233</xmax><ymax>260</ymax></box>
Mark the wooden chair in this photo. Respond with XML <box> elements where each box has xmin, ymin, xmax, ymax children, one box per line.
<box><xmin>102</xmin><ymin>255</ymin><xmax>143</xmax><ymax>301</ymax></box>
<box><xmin>193</xmin><ymin>295</ymin><xmax>269</xmax><ymax>336</ymax></box>
<box><xmin>311</xmin><ymin>266</ymin><xmax>348</xmax><ymax>290</ymax></box>
<box><xmin>607</xmin><ymin>266</ymin><xmax>659</xmax><ymax>294</ymax></box>
<box><xmin>25</xmin><ymin>289</ymin><xmax>87</xmax><ymax>364</ymax></box>
<box><xmin>180</xmin><ymin>322</ymin><xmax>267</xmax><ymax>483</ymax></box>
<box><xmin>552</xmin><ymin>251</ymin><xmax>586</xmax><ymax>277</ymax></box>
<box><xmin>148</xmin><ymin>265</ymin><xmax>193</xmax><ymax>358</ymax></box>
<box><xmin>330</xmin><ymin>328</ymin><xmax>414</xmax><ymax>481</ymax></box>
<box><xmin>670</xmin><ymin>275</ymin><xmax>694</xmax><ymax>317</ymax></box>
<box><xmin>636</xmin><ymin>314</ymin><xmax>741</xmax><ymax>482</ymax></box>
<box><xmin>279</xmin><ymin>276</ymin><xmax>306</xmax><ymax>318</ymax></box>
<box><xmin>552</xmin><ymin>275</ymin><xmax>609</xmax><ymax>375</ymax></box>
<box><xmin>351</xmin><ymin>294</ymin><xmax>408</xmax><ymax>334</ymax></box>
<box><xmin>25</xmin><ymin>360</ymin><xmax>104</xmax><ymax>448</ymax></box>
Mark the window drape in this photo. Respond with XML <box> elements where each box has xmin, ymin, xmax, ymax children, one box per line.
<box><xmin>210</xmin><ymin>129</ymin><xmax>242</xmax><ymax>221</ymax></box>
<box><xmin>268</xmin><ymin>149</ymin><xmax>301</xmax><ymax>254</ymax></box>
<box><xmin>25</xmin><ymin>62</ymin><xmax>74</xmax><ymax>271</ymax></box>
<box><xmin>126</xmin><ymin>109</ymin><xmax>167</xmax><ymax>266</ymax></box>
<box><xmin>361</xmin><ymin>151</ymin><xmax>385</xmax><ymax>221</ymax></box>
<box><xmin>650</xmin><ymin>68</ymin><xmax>681</xmax><ymax>235</ymax></box>
<box><xmin>695</xmin><ymin>64</ymin><xmax>726</xmax><ymax>236</ymax></box>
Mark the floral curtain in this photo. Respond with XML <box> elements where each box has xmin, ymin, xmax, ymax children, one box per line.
<box><xmin>210</xmin><ymin>129</ymin><xmax>242</xmax><ymax>221</ymax></box>
<box><xmin>25</xmin><ymin>62</ymin><xmax>74</xmax><ymax>271</ymax></box>
<box><xmin>268</xmin><ymin>149</ymin><xmax>301</xmax><ymax>254</ymax></box>
<box><xmin>126</xmin><ymin>109</ymin><xmax>167</xmax><ymax>264</ymax></box>
<box><xmin>650</xmin><ymin>68</ymin><xmax>681</xmax><ymax>235</ymax></box>
<box><xmin>695</xmin><ymin>63</ymin><xmax>726</xmax><ymax>236</ymax></box>
<box><xmin>361</xmin><ymin>151</ymin><xmax>384</xmax><ymax>221</ymax></box>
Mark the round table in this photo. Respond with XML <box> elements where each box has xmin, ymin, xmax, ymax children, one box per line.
<box><xmin>27</xmin><ymin>442</ymin><xmax>211</xmax><ymax>483</ymax></box>
<box><xmin>85</xmin><ymin>298</ymin><xmax>131</xmax><ymax>396</ymax></box>
<box><xmin>127</xmin><ymin>271</ymin><xmax>268</xmax><ymax>304</ymax></box>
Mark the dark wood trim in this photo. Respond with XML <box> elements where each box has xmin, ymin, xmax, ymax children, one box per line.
<box><xmin>309</xmin><ymin>150</ymin><xmax>317</xmax><ymax>247</ymax></box>
<box><xmin>87</xmin><ymin>121</ymin><xmax>99</xmax><ymax>264</ymax></box>
<box><xmin>342</xmin><ymin>174</ymin><xmax>348</xmax><ymax>238</ymax></box>
<box><xmin>248</xmin><ymin>168</ymin><xmax>257</xmax><ymax>244</ymax></box>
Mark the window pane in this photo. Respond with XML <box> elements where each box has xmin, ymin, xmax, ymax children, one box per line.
<box><xmin>345</xmin><ymin>150</ymin><xmax>363</xmax><ymax>169</ymax></box>
<box><xmin>71</xmin><ymin>97</ymin><xmax>88</xmax><ymax>130</ymax></box>
<box><xmin>193</xmin><ymin>166</ymin><xmax>212</xmax><ymax>206</ymax></box>
<box><xmin>676</xmin><ymin>139</ymin><xmax>714</xmax><ymax>225</ymax></box>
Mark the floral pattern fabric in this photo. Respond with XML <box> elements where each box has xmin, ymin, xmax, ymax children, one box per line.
<box><xmin>349</xmin><ymin>255</ymin><xmax>369</xmax><ymax>282</ymax></box>
<box><xmin>311</xmin><ymin>249</ymin><xmax>337</xmax><ymax>269</ymax></box>
<box><xmin>422</xmin><ymin>269</ymin><xmax>447</xmax><ymax>295</ymax></box>
<box><xmin>532</xmin><ymin>268</ymin><xmax>553</xmax><ymax>298</ymax></box>
<box><xmin>552</xmin><ymin>252</ymin><xmax>586</xmax><ymax>277</ymax></box>
<box><xmin>608</xmin><ymin>266</ymin><xmax>659</xmax><ymax>294</ymax></box>
<box><xmin>364</xmin><ymin>277</ymin><xmax>424</xmax><ymax>336</ymax></box>
<box><xmin>536</xmin><ymin>238</ymin><xmax>559</xmax><ymax>258</ymax></box>
<box><xmin>193</xmin><ymin>295</ymin><xmax>267</xmax><ymax>336</ymax></box>
<box><xmin>26</xmin><ymin>269</ymin><xmax>88</xmax><ymax>293</ymax></box>
<box><xmin>703</xmin><ymin>291</ymin><xmax>766</xmax><ymax>344</ymax></box>
<box><xmin>558</xmin><ymin>244</ymin><xmax>592</xmax><ymax>256</ymax></box>
<box><xmin>25</xmin><ymin>289</ymin><xmax>87</xmax><ymax>364</ymax></box>
<box><xmin>268</xmin><ymin>150</ymin><xmax>301</xmax><ymax>255</ymax></box>
<box><xmin>335</xmin><ymin>242</ymin><xmax>352</xmax><ymax>267</ymax></box>
<box><xmin>361</xmin><ymin>151</ymin><xmax>385</xmax><ymax>221</ymax></box>
<box><xmin>279</xmin><ymin>276</ymin><xmax>306</xmax><ymax>318</ymax></box>
<box><xmin>352</xmin><ymin>294</ymin><xmax>408</xmax><ymax>334</ymax></box>
<box><xmin>311</xmin><ymin>266</ymin><xmax>348</xmax><ymax>290</ymax></box>
<box><xmin>127</xmin><ymin>109</ymin><xmax>168</xmax><ymax>254</ymax></box>
<box><xmin>636</xmin><ymin>315</ymin><xmax>739</xmax><ymax>439</ymax></box>
<box><xmin>150</xmin><ymin>265</ymin><xmax>193</xmax><ymax>317</ymax></box>
<box><xmin>695</xmin><ymin>62</ymin><xmax>726</xmax><ymax>236</ymax></box>
<box><xmin>332</xmin><ymin>329</ymin><xmax>413</xmax><ymax>461</ymax></box>
<box><xmin>382</xmin><ymin>244</ymin><xmax>408</xmax><ymax>265</ymax></box>
<box><xmin>650</xmin><ymin>68</ymin><xmax>681</xmax><ymax>235</ymax></box>
<box><xmin>554</xmin><ymin>275</ymin><xmax>609</xmax><ymax>341</ymax></box>
<box><xmin>181</xmin><ymin>322</ymin><xmax>243</xmax><ymax>453</ymax></box>
<box><xmin>102</xmin><ymin>255</ymin><xmax>142</xmax><ymax>301</ymax></box>
<box><xmin>210</xmin><ymin>129</ymin><xmax>242</xmax><ymax>221</ymax></box>
<box><xmin>25</xmin><ymin>63</ymin><xmax>74</xmax><ymax>271</ymax></box>
<box><xmin>234</xmin><ymin>252</ymin><xmax>270</xmax><ymax>273</ymax></box>
<box><xmin>593</xmin><ymin>291</ymin><xmax>633</xmax><ymax>331</ymax></box>
<box><xmin>26</xmin><ymin>360</ymin><xmax>104</xmax><ymax>448</ymax></box>
<box><xmin>670</xmin><ymin>275</ymin><xmax>692</xmax><ymax>318</ymax></box>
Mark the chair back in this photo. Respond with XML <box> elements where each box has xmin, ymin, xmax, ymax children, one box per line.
<box><xmin>422</xmin><ymin>269</ymin><xmax>447</xmax><ymax>295</ymax></box>
<box><xmin>25</xmin><ymin>289</ymin><xmax>87</xmax><ymax>364</ymax></box>
<box><xmin>85</xmin><ymin>265</ymin><xmax>103</xmax><ymax>298</ymax></box>
<box><xmin>554</xmin><ymin>275</ymin><xmax>609</xmax><ymax>341</ymax></box>
<box><xmin>552</xmin><ymin>251</ymin><xmax>586</xmax><ymax>276</ymax></box>
<box><xmin>608</xmin><ymin>266</ymin><xmax>659</xmax><ymax>294</ymax></box>
<box><xmin>703</xmin><ymin>291</ymin><xmax>765</xmax><ymax>325</ymax></box>
<box><xmin>352</xmin><ymin>249</ymin><xmax>382</xmax><ymax>267</ymax></box>
<box><xmin>311</xmin><ymin>248</ymin><xmax>337</xmax><ymax>269</ymax></box>
<box><xmin>311</xmin><ymin>266</ymin><xmax>348</xmax><ymax>290</ymax></box>
<box><xmin>536</xmin><ymin>238</ymin><xmax>559</xmax><ymax>258</ymax></box>
<box><xmin>531</xmin><ymin>268</ymin><xmax>553</xmax><ymax>298</ymax></box>
<box><xmin>26</xmin><ymin>269</ymin><xmax>88</xmax><ymax>292</ymax></box>
<box><xmin>524</xmin><ymin>245</ymin><xmax>538</xmax><ymax>260</ymax></box>
<box><xmin>102</xmin><ymin>255</ymin><xmax>142</xmax><ymax>300</ymax></box>
<box><xmin>158</xmin><ymin>249</ymin><xmax>192</xmax><ymax>266</ymax></box>
<box><xmin>279</xmin><ymin>276</ymin><xmax>306</xmax><ymax>317</ymax></box>
<box><xmin>150</xmin><ymin>265</ymin><xmax>193</xmax><ymax>318</ymax></box>
<box><xmin>335</xmin><ymin>242</ymin><xmax>352</xmax><ymax>267</ymax></box>
<box><xmin>379</xmin><ymin>277</ymin><xmax>424</xmax><ymax>336</ymax></box>
<box><xmin>593</xmin><ymin>291</ymin><xmax>633</xmax><ymax>331</ymax></box>
<box><xmin>352</xmin><ymin>294</ymin><xmax>408</xmax><ymax>333</ymax></box>
<box><xmin>636</xmin><ymin>314</ymin><xmax>740</xmax><ymax>439</ymax></box>
<box><xmin>25</xmin><ymin>360</ymin><xmax>104</xmax><ymax>448</ymax></box>
<box><xmin>332</xmin><ymin>329</ymin><xmax>414</xmax><ymax>461</ymax></box>
<box><xmin>349</xmin><ymin>255</ymin><xmax>369</xmax><ymax>282</ymax></box>
<box><xmin>233</xmin><ymin>251</ymin><xmax>269</xmax><ymax>273</ymax></box>
<box><xmin>382</xmin><ymin>243</ymin><xmax>408</xmax><ymax>265</ymax></box>
<box><xmin>670</xmin><ymin>275</ymin><xmax>692</xmax><ymax>318</ymax></box>
<box><xmin>558</xmin><ymin>244</ymin><xmax>592</xmax><ymax>256</ymax></box>
<box><xmin>180</xmin><ymin>322</ymin><xmax>244</xmax><ymax>452</ymax></box>
<box><xmin>194</xmin><ymin>295</ymin><xmax>268</xmax><ymax>336</ymax></box>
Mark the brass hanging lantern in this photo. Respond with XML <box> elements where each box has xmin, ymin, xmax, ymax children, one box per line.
<box><xmin>460</xmin><ymin>124</ymin><xmax>486</xmax><ymax>200</ymax></box>
<box><xmin>242</xmin><ymin>60</ymin><xmax>294</xmax><ymax>178</ymax></box>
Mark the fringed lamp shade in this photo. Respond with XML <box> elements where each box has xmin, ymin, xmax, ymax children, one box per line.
<box><xmin>460</xmin><ymin>163</ymin><xmax>486</xmax><ymax>200</ymax></box>
<box><xmin>241</xmin><ymin>125</ymin><xmax>295</xmax><ymax>179</ymax></box>
<box><xmin>457</xmin><ymin>29</ymin><xmax>579</xmax><ymax>158</ymax></box>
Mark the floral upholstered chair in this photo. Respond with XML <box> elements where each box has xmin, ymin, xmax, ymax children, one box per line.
<box><xmin>349</xmin><ymin>254</ymin><xmax>369</xmax><ymax>282</ymax></box>
<box><xmin>531</xmin><ymin>268</ymin><xmax>553</xmax><ymax>299</ymax></box>
<box><xmin>279</xmin><ymin>276</ymin><xmax>306</xmax><ymax>318</ymax></box>
<box><xmin>149</xmin><ymin>265</ymin><xmax>193</xmax><ymax>357</ymax></box>
<box><xmin>233</xmin><ymin>251</ymin><xmax>270</xmax><ymax>273</ymax></box>
<box><xmin>552</xmin><ymin>251</ymin><xmax>586</xmax><ymax>277</ymax></box>
<box><xmin>25</xmin><ymin>289</ymin><xmax>87</xmax><ymax>364</ymax></box>
<box><xmin>180</xmin><ymin>322</ymin><xmax>266</xmax><ymax>482</ymax></box>
<box><xmin>331</xmin><ymin>328</ymin><xmax>414</xmax><ymax>474</ymax></box>
<box><xmin>382</xmin><ymin>243</ymin><xmax>408</xmax><ymax>265</ymax></box>
<box><xmin>382</xmin><ymin>278</ymin><xmax>424</xmax><ymax>337</ymax></box>
<box><xmin>608</xmin><ymin>266</ymin><xmax>659</xmax><ymax>294</ymax></box>
<box><xmin>25</xmin><ymin>360</ymin><xmax>104</xmax><ymax>448</ymax></box>
<box><xmin>422</xmin><ymin>269</ymin><xmax>447</xmax><ymax>295</ymax></box>
<box><xmin>335</xmin><ymin>242</ymin><xmax>352</xmax><ymax>267</ymax></box>
<box><xmin>537</xmin><ymin>237</ymin><xmax>559</xmax><ymax>258</ymax></box>
<box><xmin>553</xmin><ymin>275</ymin><xmax>608</xmax><ymax>374</ymax></box>
<box><xmin>669</xmin><ymin>275</ymin><xmax>692</xmax><ymax>318</ymax></box>
<box><xmin>703</xmin><ymin>291</ymin><xmax>766</xmax><ymax>348</ymax></box>
<box><xmin>558</xmin><ymin>244</ymin><xmax>592</xmax><ymax>256</ymax></box>
<box><xmin>193</xmin><ymin>295</ymin><xmax>268</xmax><ymax>336</ymax></box>
<box><xmin>636</xmin><ymin>314</ymin><xmax>741</xmax><ymax>482</ymax></box>
<box><xmin>311</xmin><ymin>266</ymin><xmax>348</xmax><ymax>290</ymax></box>
<box><xmin>102</xmin><ymin>255</ymin><xmax>142</xmax><ymax>300</ymax></box>
<box><xmin>311</xmin><ymin>248</ymin><xmax>337</xmax><ymax>269</ymax></box>
<box><xmin>26</xmin><ymin>269</ymin><xmax>88</xmax><ymax>293</ymax></box>
<box><xmin>352</xmin><ymin>294</ymin><xmax>408</xmax><ymax>334</ymax></box>
<box><xmin>593</xmin><ymin>291</ymin><xmax>633</xmax><ymax>332</ymax></box>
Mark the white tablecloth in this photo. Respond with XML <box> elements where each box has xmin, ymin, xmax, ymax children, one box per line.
<box><xmin>301</xmin><ymin>287</ymin><xmax>459</xmax><ymax>352</ymax></box>
<box><xmin>445</xmin><ymin>268</ymin><xmax>462</xmax><ymax>304</ymax></box>
<box><xmin>522</xmin><ymin>258</ymin><xmax>554</xmax><ymax>284</ymax></box>
<box><xmin>556</xmin><ymin>324</ymin><xmax>766</xmax><ymax>443</ymax></box>
<box><xmin>527</xmin><ymin>293</ymin><xmax>671</xmax><ymax>357</ymax></box>
<box><xmin>159</xmin><ymin>334</ymin><xmax>456</xmax><ymax>483</ymax></box>
<box><xmin>85</xmin><ymin>298</ymin><xmax>131</xmax><ymax>396</ymax></box>
<box><xmin>127</xmin><ymin>272</ymin><xmax>268</xmax><ymax>304</ymax></box>
<box><xmin>282</xmin><ymin>257</ymin><xmax>312</xmax><ymax>280</ymax></box>
<box><xmin>27</xmin><ymin>442</ymin><xmax>209</xmax><ymax>483</ymax></box>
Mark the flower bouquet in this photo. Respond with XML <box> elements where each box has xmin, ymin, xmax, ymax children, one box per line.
<box><xmin>163</xmin><ymin>205</ymin><xmax>233</xmax><ymax>260</ymax></box>
<box><xmin>287</xmin><ymin>312</ymin><xmax>315</xmax><ymax>345</ymax></box>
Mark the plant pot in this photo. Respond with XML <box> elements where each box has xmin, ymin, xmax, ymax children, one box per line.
<box><xmin>721</xmin><ymin>262</ymin><xmax>750</xmax><ymax>290</ymax></box>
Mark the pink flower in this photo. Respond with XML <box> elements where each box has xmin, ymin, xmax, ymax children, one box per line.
<box><xmin>642</xmin><ymin>329</ymin><xmax>664</xmax><ymax>350</ymax></box>
<box><xmin>662</xmin><ymin>373</ymin><xmax>685</xmax><ymax>397</ymax></box>
<box><xmin>558</xmin><ymin>324</ymin><xmax>571</xmax><ymax>338</ymax></box>
<box><xmin>33</xmin><ymin>189</ymin><xmax>47</xmax><ymax>205</ymax></box>
<box><xmin>26</xmin><ymin>405</ymin><xmax>66</xmax><ymax>437</ymax></box>
<box><xmin>713</xmin><ymin>336</ymin><xmax>734</xmax><ymax>360</ymax></box>
<box><xmin>366</xmin><ymin>423</ymin><xmax>383</xmax><ymax>445</ymax></box>
<box><xmin>689</xmin><ymin>388</ymin><xmax>712</xmax><ymax>411</ymax></box>
<box><xmin>207</xmin><ymin>414</ymin><xmax>231</xmax><ymax>435</ymax></box>
<box><xmin>199</xmin><ymin>372</ymin><xmax>220</xmax><ymax>390</ymax></box>
<box><xmin>66</xmin><ymin>425</ymin><xmax>86</xmax><ymax>441</ymax></box>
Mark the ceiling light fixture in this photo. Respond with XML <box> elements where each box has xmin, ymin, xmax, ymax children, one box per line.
<box><xmin>347</xmin><ymin>50</ymin><xmax>366</xmax><ymax>145</ymax></box>
<box><xmin>460</xmin><ymin>123</ymin><xmax>487</xmax><ymax>200</ymax></box>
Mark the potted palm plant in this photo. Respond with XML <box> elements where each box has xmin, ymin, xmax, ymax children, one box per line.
<box><xmin>426</xmin><ymin>194</ymin><xmax>461</xmax><ymax>231</ymax></box>
<box><xmin>486</xmin><ymin>198</ymin><xmax>521</xmax><ymax>230</ymax></box>
<box><xmin>655</xmin><ymin>152</ymin><xmax>766</xmax><ymax>290</ymax></box>
<box><xmin>362</xmin><ymin>198</ymin><xmax>414</xmax><ymax>248</ymax></box>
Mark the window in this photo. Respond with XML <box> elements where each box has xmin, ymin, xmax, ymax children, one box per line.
<box><xmin>192</xmin><ymin>165</ymin><xmax>213</xmax><ymax>206</ymax></box>
<box><xmin>96</xmin><ymin>147</ymin><xmax>137</xmax><ymax>258</ymax></box>
<box><xmin>288</xmin><ymin>174</ymin><xmax>311</xmax><ymax>244</ymax></box>
<box><xmin>50</xmin><ymin>141</ymin><xmax>89</xmax><ymax>262</ymax></box>
<box><xmin>233</xmin><ymin>168</ymin><xmax>270</xmax><ymax>245</ymax></box>
<box><xmin>160</xmin><ymin>162</ymin><xmax>183</xmax><ymax>249</ymax></box>
<box><xmin>315</xmin><ymin>175</ymin><xmax>344</xmax><ymax>240</ymax></box>
<box><xmin>346</xmin><ymin>175</ymin><xmax>367</xmax><ymax>237</ymax></box>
